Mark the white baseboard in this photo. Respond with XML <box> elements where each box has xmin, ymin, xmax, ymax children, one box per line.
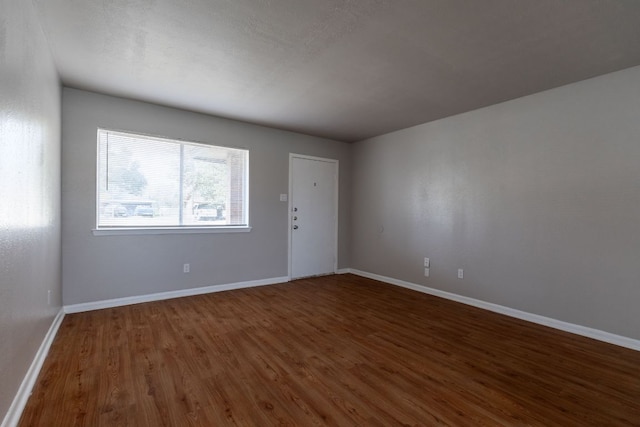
<box><xmin>2</xmin><ymin>308</ymin><xmax>65</xmax><ymax>427</ymax></box>
<box><xmin>335</xmin><ymin>268</ymin><xmax>350</xmax><ymax>274</ymax></box>
<box><xmin>64</xmin><ymin>276</ymin><xmax>290</xmax><ymax>314</ymax></box>
<box><xmin>348</xmin><ymin>269</ymin><xmax>640</xmax><ymax>352</ymax></box>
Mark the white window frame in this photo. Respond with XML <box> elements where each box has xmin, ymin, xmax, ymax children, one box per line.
<box><xmin>93</xmin><ymin>128</ymin><xmax>250</xmax><ymax>236</ymax></box>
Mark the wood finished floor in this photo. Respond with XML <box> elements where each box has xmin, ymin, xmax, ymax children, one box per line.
<box><xmin>19</xmin><ymin>274</ymin><xmax>640</xmax><ymax>426</ymax></box>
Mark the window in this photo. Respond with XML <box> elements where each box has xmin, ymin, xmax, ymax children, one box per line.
<box><xmin>97</xmin><ymin>129</ymin><xmax>248</xmax><ymax>230</ymax></box>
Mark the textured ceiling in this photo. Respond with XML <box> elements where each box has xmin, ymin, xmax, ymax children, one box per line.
<box><xmin>34</xmin><ymin>0</ymin><xmax>640</xmax><ymax>142</ymax></box>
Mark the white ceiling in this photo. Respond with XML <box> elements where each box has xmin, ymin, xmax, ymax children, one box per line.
<box><xmin>34</xmin><ymin>0</ymin><xmax>640</xmax><ymax>142</ymax></box>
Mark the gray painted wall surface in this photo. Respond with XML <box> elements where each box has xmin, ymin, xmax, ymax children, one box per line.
<box><xmin>351</xmin><ymin>66</ymin><xmax>640</xmax><ymax>340</ymax></box>
<box><xmin>62</xmin><ymin>88</ymin><xmax>351</xmax><ymax>305</ymax></box>
<box><xmin>0</xmin><ymin>0</ymin><xmax>62</xmax><ymax>420</ymax></box>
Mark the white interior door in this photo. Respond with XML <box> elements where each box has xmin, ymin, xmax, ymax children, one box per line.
<box><xmin>289</xmin><ymin>155</ymin><xmax>338</xmax><ymax>279</ymax></box>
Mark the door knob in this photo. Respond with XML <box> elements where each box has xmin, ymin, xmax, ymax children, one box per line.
<box><xmin>293</xmin><ymin>225</ymin><xmax>299</xmax><ymax>230</ymax></box>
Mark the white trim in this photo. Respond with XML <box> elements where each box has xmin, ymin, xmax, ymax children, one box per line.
<box><xmin>289</xmin><ymin>153</ymin><xmax>340</xmax><ymax>164</ymax></box>
<box><xmin>287</xmin><ymin>155</ymin><xmax>293</xmax><ymax>279</ymax></box>
<box><xmin>288</xmin><ymin>153</ymin><xmax>339</xmax><ymax>280</ymax></box>
<box><xmin>92</xmin><ymin>226</ymin><xmax>252</xmax><ymax>236</ymax></box>
<box><xmin>2</xmin><ymin>309</ymin><xmax>65</xmax><ymax>427</ymax></box>
<box><xmin>333</xmin><ymin>162</ymin><xmax>339</xmax><ymax>275</ymax></box>
<box><xmin>64</xmin><ymin>276</ymin><xmax>289</xmax><ymax>314</ymax></box>
<box><xmin>349</xmin><ymin>269</ymin><xmax>640</xmax><ymax>352</ymax></box>
<box><xmin>336</xmin><ymin>268</ymin><xmax>350</xmax><ymax>274</ymax></box>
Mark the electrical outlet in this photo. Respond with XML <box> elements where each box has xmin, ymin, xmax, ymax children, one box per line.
<box><xmin>424</xmin><ymin>268</ymin><xmax>430</xmax><ymax>277</ymax></box>
<box><xmin>424</xmin><ymin>257</ymin><xmax>430</xmax><ymax>267</ymax></box>
<box><xmin>457</xmin><ymin>268</ymin><xmax>464</xmax><ymax>279</ymax></box>
<box><xmin>183</xmin><ymin>263</ymin><xmax>190</xmax><ymax>273</ymax></box>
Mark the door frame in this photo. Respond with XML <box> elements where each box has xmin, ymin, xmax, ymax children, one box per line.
<box><xmin>288</xmin><ymin>153</ymin><xmax>339</xmax><ymax>280</ymax></box>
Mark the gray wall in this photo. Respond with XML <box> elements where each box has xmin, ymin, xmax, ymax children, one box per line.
<box><xmin>0</xmin><ymin>0</ymin><xmax>62</xmax><ymax>421</ymax></box>
<box><xmin>351</xmin><ymin>65</ymin><xmax>640</xmax><ymax>340</ymax></box>
<box><xmin>62</xmin><ymin>88</ymin><xmax>351</xmax><ymax>305</ymax></box>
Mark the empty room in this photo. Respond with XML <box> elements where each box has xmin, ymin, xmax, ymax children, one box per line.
<box><xmin>2</xmin><ymin>0</ymin><xmax>640</xmax><ymax>425</ymax></box>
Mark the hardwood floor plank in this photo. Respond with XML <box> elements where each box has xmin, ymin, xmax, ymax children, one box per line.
<box><xmin>18</xmin><ymin>274</ymin><xmax>640</xmax><ymax>426</ymax></box>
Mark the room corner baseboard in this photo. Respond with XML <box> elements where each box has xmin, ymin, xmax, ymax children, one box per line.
<box><xmin>2</xmin><ymin>308</ymin><xmax>65</xmax><ymax>427</ymax></box>
<box><xmin>63</xmin><ymin>276</ymin><xmax>290</xmax><ymax>314</ymax></box>
<box><xmin>349</xmin><ymin>269</ymin><xmax>640</xmax><ymax>352</ymax></box>
<box><xmin>335</xmin><ymin>268</ymin><xmax>351</xmax><ymax>274</ymax></box>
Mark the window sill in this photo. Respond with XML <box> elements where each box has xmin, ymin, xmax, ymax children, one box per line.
<box><xmin>92</xmin><ymin>226</ymin><xmax>252</xmax><ymax>236</ymax></box>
